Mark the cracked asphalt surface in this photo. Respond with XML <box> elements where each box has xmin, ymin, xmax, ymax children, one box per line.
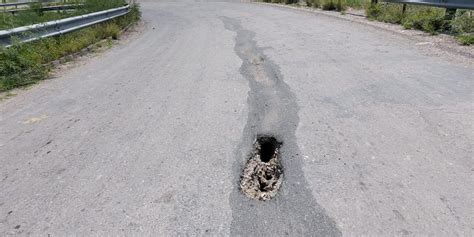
<box><xmin>0</xmin><ymin>1</ymin><xmax>472</xmax><ymax>235</ymax></box>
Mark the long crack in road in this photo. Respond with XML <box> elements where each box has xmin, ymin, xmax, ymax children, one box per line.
<box><xmin>221</xmin><ymin>16</ymin><xmax>341</xmax><ymax>236</ymax></box>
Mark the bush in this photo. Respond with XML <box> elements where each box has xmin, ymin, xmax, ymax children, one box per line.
<box><xmin>322</xmin><ymin>0</ymin><xmax>336</xmax><ymax>10</ymax></box>
<box><xmin>382</xmin><ymin>4</ymin><xmax>403</xmax><ymax>23</ymax></box>
<box><xmin>452</xmin><ymin>10</ymin><xmax>474</xmax><ymax>34</ymax></box>
<box><xmin>457</xmin><ymin>34</ymin><xmax>474</xmax><ymax>45</ymax></box>
<box><xmin>366</xmin><ymin>3</ymin><xmax>403</xmax><ymax>24</ymax></box>
<box><xmin>306</xmin><ymin>0</ymin><xmax>321</xmax><ymax>8</ymax></box>
<box><xmin>335</xmin><ymin>0</ymin><xmax>347</xmax><ymax>11</ymax></box>
<box><xmin>81</xmin><ymin>0</ymin><xmax>126</xmax><ymax>12</ymax></box>
<box><xmin>402</xmin><ymin>7</ymin><xmax>445</xmax><ymax>34</ymax></box>
<box><xmin>104</xmin><ymin>24</ymin><xmax>121</xmax><ymax>40</ymax></box>
<box><xmin>367</xmin><ymin>4</ymin><xmax>446</xmax><ymax>34</ymax></box>
<box><xmin>322</xmin><ymin>0</ymin><xmax>346</xmax><ymax>11</ymax></box>
<box><xmin>366</xmin><ymin>3</ymin><xmax>381</xmax><ymax>18</ymax></box>
<box><xmin>0</xmin><ymin>47</ymin><xmax>47</xmax><ymax>90</ymax></box>
<box><xmin>266</xmin><ymin>0</ymin><xmax>297</xmax><ymax>4</ymax></box>
<box><xmin>345</xmin><ymin>0</ymin><xmax>367</xmax><ymax>9</ymax></box>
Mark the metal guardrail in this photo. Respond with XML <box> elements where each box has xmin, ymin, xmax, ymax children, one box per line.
<box><xmin>0</xmin><ymin>0</ymin><xmax>59</xmax><ymax>8</ymax></box>
<box><xmin>0</xmin><ymin>5</ymin><xmax>129</xmax><ymax>47</ymax></box>
<box><xmin>1</xmin><ymin>4</ymin><xmax>81</xmax><ymax>14</ymax></box>
<box><xmin>379</xmin><ymin>0</ymin><xmax>474</xmax><ymax>9</ymax></box>
<box><xmin>0</xmin><ymin>2</ymin><xmax>32</xmax><ymax>7</ymax></box>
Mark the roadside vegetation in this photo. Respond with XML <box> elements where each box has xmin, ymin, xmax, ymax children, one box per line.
<box><xmin>0</xmin><ymin>0</ymin><xmax>140</xmax><ymax>92</ymax></box>
<box><xmin>261</xmin><ymin>0</ymin><xmax>299</xmax><ymax>4</ymax></box>
<box><xmin>259</xmin><ymin>0</ymin><xmax>473</xmax><ymax>46</ymax></box>
<box><xmin>366</xmin><ymin>4</ymin><xmax>473</xmax><ymax>44</ymax></box>
<box><xmin>0</xmin><ymin>0</ymin><xmax>128</xmax><ymax>30</ymax></box>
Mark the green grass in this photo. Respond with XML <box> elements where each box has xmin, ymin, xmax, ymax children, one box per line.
<box><xmin>456</xmin><ymin>34</ymin><xmax>474</xmax><ymax>45</ymax></box>
<box><xmin>345</xmin><ymin>0</ymin><xmax>368</xmax><ymax>9</ymax></box>
<box><xmin>401</xmin><ymin>6</ymin><xmax>445</xmax><ymax>34</ymax></box>
<box><xmin>0</xmin><ymin>3</ymin><xmax>141</xmax><ymax>91</ymax></box>
<box><xmin>451</xmin><ymin>10</ymin><xmax>474</xmax><ymax>34</ymax></box>
<box><xmin>307</xmin><ymin>0</ymin><xmax>369</xmax><ymax>10</ymax></box>
<box><xmin>306</xmin><ymin>0</ymin><xmax>321</xmax><ymax>8</ymax></box>
<box><xmin>321</xmin><ymin>0</ymin><xmax>347</xmax><ymax>11</ymax></box>
<box><xmin>366</xmin><ymin>3</ymin><xmax>473</xmax><ymax>43</ymax></box>
<box><xmin>79</xmin><ymin>0</ymin><xmax>127</xmax><ymax>12</ymax></box>
<box><xmin>0</xmin><ymin>11</ymin><xmax>76</xmax><ymax>30</ymax></box>
<box><xmin>260</xmin><ymin>0</ymin><xmax>298</xmax><ymax>4</ymax></box>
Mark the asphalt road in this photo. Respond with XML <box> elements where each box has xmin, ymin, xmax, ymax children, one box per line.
<box><xmin>1</xmin><ymin>1</ymin><xmax>473</xmax><ymax>235</ymax></box>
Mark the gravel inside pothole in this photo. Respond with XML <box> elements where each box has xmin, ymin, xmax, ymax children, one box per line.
<box><xmin>240</xmin><ymin>136</ymin><xmax>283</xmax><ymax>201</ymax></box>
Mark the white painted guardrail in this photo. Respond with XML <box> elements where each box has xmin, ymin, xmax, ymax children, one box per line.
<box><xmin>0</xmin><ymin>4</ymin><xmax>130</xmax><ymax>47</ymax></box>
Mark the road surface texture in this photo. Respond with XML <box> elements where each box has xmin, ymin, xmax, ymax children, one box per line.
<box><xmin>1</xmin><ymin>0</ymin><xmax>473</xmax><ymax>235</ymax></box>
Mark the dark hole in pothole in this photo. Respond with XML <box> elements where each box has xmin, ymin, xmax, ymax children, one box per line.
<box><xmin>257</xmin><ymin>136</ymin><xmax>280</xmax><ymax>163</ymax></box>
<box><xmin>259</xmin><ymin>183</ymin><xmax>266</xmax><ymax>192</ymax></box>
<box><xmin>240</xmin><ymin>135</ymin><xmax>283</xmax><ymax>201</ymax></box>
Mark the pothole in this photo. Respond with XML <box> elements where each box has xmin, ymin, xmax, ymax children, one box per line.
<box><xmin>240</xmin><ymin>136</ymin><xmax>283</xmax><ymax>201</ymax></box>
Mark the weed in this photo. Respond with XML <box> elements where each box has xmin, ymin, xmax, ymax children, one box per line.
<box><xmin>322</xmin><ymin>0</ymin><xmax>336</xmax><ymax>10</ymax></box>
<box><xmin>366</xmin><ymin>3</ymin><xmax>447</xmax><ymax>34</ymax></box>
<box><xmin>366</xmin><ymin>3</ymin><xmax>382</xmax><ymax>19</ymax></box>
<box><xmin>451</xmin><ymin>10</ymin><xmax>474</xmax><ymax>34</ymax></box>
<box><xmin>261</xmin><ymin>0</ymin><xmax>298</xmax><ymax>4</ymax></box>
<box><xmin>457</xmin><ymin>34</ymin><xmax>474</xmax><ymax>45</ymax></box>
<box><xmin>322</xmin><ymin>0</ymin><xmax>346</xmax><ymax>12</ymax></box>
<box><xmin>103</xmin><ymin>24</ymin><xmax>121</xmax><ymax>40</ymax></box>
<box><xmin>80</xmin><ymin>0</ymin><xmax>126</xmax><ymax>12</ymax></box>
<box><xmin>366</xmin><ymin>3</ymin><xmax>403</xmax><ymax>24</ymax></box>
<box><xmin>306</xmin><ymin>0</ymin><xmax>321</xmax><ymax>8</ymax></box>
<box><xmin>402</xmin><ymin>6</ymin><xmax>445</xmax><ymax>34</ymax></box>
<box><xmin>345</xmin><ymin>0</ymin><xmax>367</xmax><ymax>9</ymax></box>
<box><xmin>336</xmin><ymin>0</ymin><xmax>347</xmax><ymax>12</ymax></box>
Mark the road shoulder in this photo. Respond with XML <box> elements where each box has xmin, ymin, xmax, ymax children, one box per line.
<box><xmin>255</xmin><ymin>2</ymin><xmax>474</xmax><ymax>64</ymax></box>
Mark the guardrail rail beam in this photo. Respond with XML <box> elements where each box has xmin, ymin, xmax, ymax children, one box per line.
<box><xmin>0</xmin><ymin>4</ymin><xmax>130</xmax><ymax>47</ymax></box>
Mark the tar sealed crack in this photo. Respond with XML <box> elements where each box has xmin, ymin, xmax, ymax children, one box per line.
<box><xmin>241</xmin><ymin>136</ymin><xmax>283</xmax><ymax>201</ymax></box>
<box><xmin>222</xmin><ymin>16</ymin><xmax>341</xmax><ymax>236</ymax></box>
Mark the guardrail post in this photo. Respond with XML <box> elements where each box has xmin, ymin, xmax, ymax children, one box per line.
<box><xmin>444</xmin><ymin>8</ymin><xmax>456</xmax><ymax>21</ymax></box>
<box><xmin>443</xmin><ymin>8</ymin><xmax>457</xmax><ymax>31</ymax></box>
